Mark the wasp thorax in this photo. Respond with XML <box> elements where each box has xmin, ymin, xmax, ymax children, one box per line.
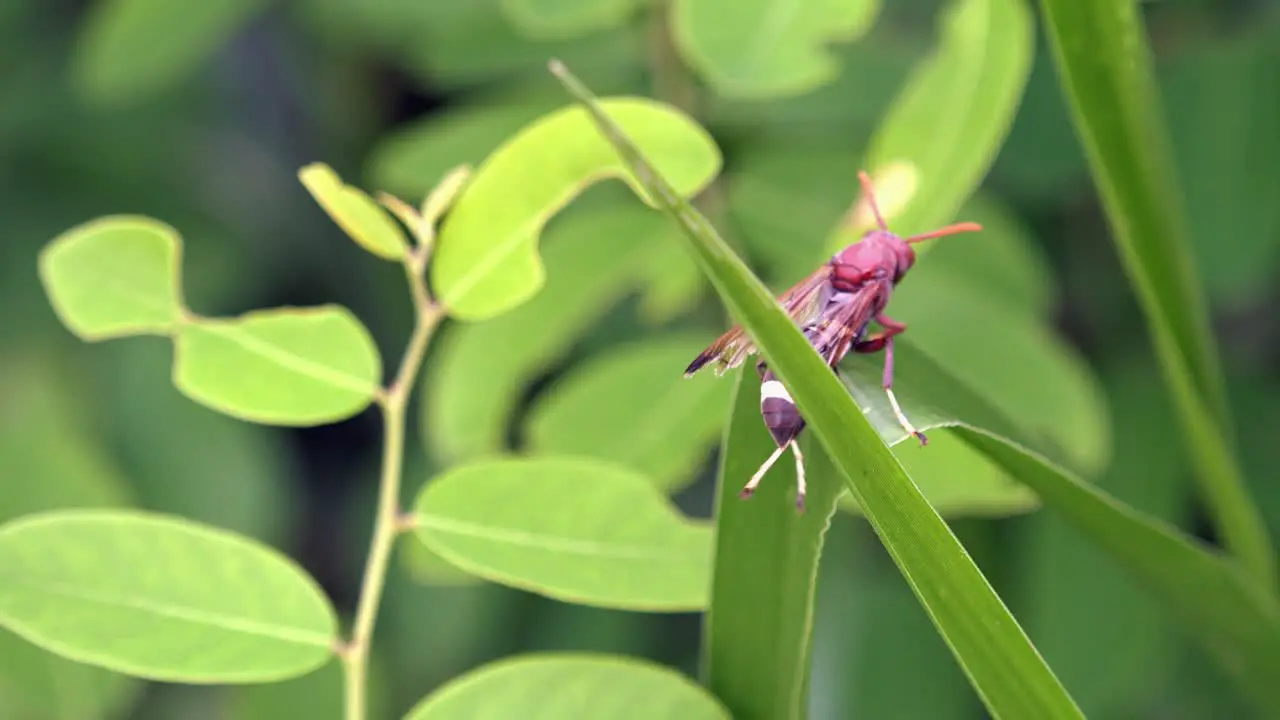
<box><xmin>831</xmin><ymin>231</ymin><xmax>915</xmax><ymax>289</ymax></box>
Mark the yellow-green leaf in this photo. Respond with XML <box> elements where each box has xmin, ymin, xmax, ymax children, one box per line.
<box><xmin>430</xmin><ymin>98</ymin><xmax>720</xmax><ymax>320</ymax></box>
<box><xmin>412</xmin><ymin>457</ymin><xmax>712</xmax><ymax>610</ymax></box>
<box><xmin>0</xmin><ymin>510</ymin><xmax>338</xmax><ymax>683</ymax></box>
<box><xmin>423</xmin><ymin>204</ymin><xmax>702</xmax><ymax>461</ymax></box>
<box><xmin>39</xmin><ymin>216</ymin><xmax>184</xmax><ymax>340</ymax></box>
<box><xmin>298</xmin><ymin>163</ymin><xmax>408</xmax><ymax>261</ymax></box>
<box><xmin>404</xmin><ymin>653</ymin><xmax>730</xmax><ymax>719</ymax></box>
<box><xmin>174</xmin><ymin>306</ymin><xmax>381</xmax><ymax>426</ymax></box>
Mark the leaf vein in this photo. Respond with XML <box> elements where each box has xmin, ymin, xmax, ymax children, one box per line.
<box><xmin>418</xmin><ymin>514</ymin><xmax>681</xmax><ymax>561</ymax></box>
<box><xmin>197</xmin><ymin>322</ymin><xmax>373</xmax><ymax>394</ymax></box>
<box><xmin>4</xmin><ymin>580</ymin><xmax>332</xmax><ymax>647</ymax></box>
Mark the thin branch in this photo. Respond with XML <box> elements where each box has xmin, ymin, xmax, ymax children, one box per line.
<box><xmin>342</xmin><ymin>245</ymin><xmax>442</xmax><ymax>720</ymax></box>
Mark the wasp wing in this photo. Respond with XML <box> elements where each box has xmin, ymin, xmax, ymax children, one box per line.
<box><xmin>808</xmin><ymin>281</ymin><xmax>885</xmax><ymax>370</ymax></box>
<box><xmin>684</xmin><ymin>265</ymin><xmax>834</xmax><ymax>377</ymax></box>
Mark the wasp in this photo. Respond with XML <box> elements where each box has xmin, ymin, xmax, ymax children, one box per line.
<box><xmin>685</xmin><ymin>171</ymin><xmax>982</xmax><ymax>511</ymax></box>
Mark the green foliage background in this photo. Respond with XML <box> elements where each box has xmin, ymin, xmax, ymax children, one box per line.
<box><xmin>2</xmin><ymin>0</ymin><xmax>1279</xmax><ymax>717</ymax></box>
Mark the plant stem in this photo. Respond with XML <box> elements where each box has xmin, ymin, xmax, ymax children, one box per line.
<box><xmin>343</xmin><ymin>252</ymin><xmax>442</xmax><ymax>720</ymax></box>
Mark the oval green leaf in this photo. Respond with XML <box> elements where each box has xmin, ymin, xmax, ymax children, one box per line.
<box><xmin>524</xmin><ymin>335</ymin><xmax>734</xmax><ymax>493</ymax></box>
<box><xmin>834</xmin><ymin>0</ymin><xmax>1033</xmax><ymax>247</ymax></box>
<box><xmin>72</xmin><ymin>0</ymin><xmax>268</xmax><ymax>105</ymax></box>
<box><xmin>404</xmin><ymin>653</ymin><xmax>730</xmax><ymax>719</ymax></box>
<box><xmin>298</xmin><ymin>163</ymin><xmax>408</xmax><ymax>261</ymax></box>
<box><xmin>0</xmin><ymin>509</ymin><xmax>339</xmax><ymax>683</ymax></box>
<box><xmin>429</xmin><ymin>98</ymin><xmax>721</xmax><ymax>320</ymax></box>
<box><xmin>412</xmin><ymin>456</ymin><xmax>712</xmax><ymax>610</ymax></box>
<box><xmin>174</xmin><ymin>305</ymin><xmax>382</xmax><ymax>426</ymax></box>
<box><xmin>423</xmin><ymin>204</ymin><xmax>702</xmax><ymax>461</ymax></box>
<box><xmin>39</xmin><ymin>216</ymin><xmax>184</xmax><ymax>341</ymax></box>
<box><xmin>672</xmin><ymin>0</ymin><xmax>880</xmax><ymax>98</ymax></box>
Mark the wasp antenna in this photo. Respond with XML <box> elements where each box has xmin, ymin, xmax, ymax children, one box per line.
<box><xmin>905</xmin><ymin>222</ymin><xmax>983</xmax><ymax>244</ymax></box>
<box><xmin>857</xmin><ymin>170</ymin><xmax>890</xmax><ymax>231</ymax></box>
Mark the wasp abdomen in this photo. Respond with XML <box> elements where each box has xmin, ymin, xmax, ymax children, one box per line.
<box><xmin>761</xmin><ymin>379</ymin><xmax>806</xmax><ymax>448</ymax></box>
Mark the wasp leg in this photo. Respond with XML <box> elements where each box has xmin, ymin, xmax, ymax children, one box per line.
<box><xmin>791</xmin><ymin>440</ymin><xmax>807</xmax><ymax>512</ymax></box>
<box><xmin>742</xmin><ymin>443</ymin><xmax>787</xmax><ymax>499</ymax></box>
<box><xmin>740</xmin><ymin>440</ymin><xmax>807</xmax><ymax>512</ymax></box>
<box><xmin>854</xmin><ymin>314</ymin><xmax>927</xmax><ymax>446</ymax></box>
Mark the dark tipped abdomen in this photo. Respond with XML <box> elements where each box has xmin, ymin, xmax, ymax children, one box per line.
<box><xmin>759</xmin><ymin>375</ymin><xmax>806</xmax><ymax>447</ymax></box>
<box><xmin>762</xmin><ymin>397</ymin><xmax>805</xmax><ymax>447</ymax></box>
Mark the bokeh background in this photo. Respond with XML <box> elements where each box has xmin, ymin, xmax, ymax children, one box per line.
<box><xmin>3</xmin><ymin>0</ymin><xmax>1279</xmax><ymax>718</ymax></box>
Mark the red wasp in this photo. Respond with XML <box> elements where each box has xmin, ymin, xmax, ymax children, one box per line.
<box><xmin>685</xmin><ymin>170</ymin><xmax>982</xmax><ymax>511</ymax></box>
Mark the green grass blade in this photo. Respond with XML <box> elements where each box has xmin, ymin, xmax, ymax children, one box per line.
<box><xmin>959</xmin><ymin>429</ymin><xmax>1280</xmax><ymax>716</ymax></box>
<box><xmin>699</xmin><ymin>370</ymin><xmax>843</xmax><ymax>719</ymax></box>
<box><xmin>838</xmin><ymin>340</ymin><xmax>1280</xmax><ymax>717</ymax></box>
<box><xmin>1035</xmin><ymin>0</ymin><xmax>1276</xmax><ymax>585</ymax></box>
<box><xmin>548</xmin><ymin>60</ymin><xmax>1083</xmax><ymax>720</ymax></box>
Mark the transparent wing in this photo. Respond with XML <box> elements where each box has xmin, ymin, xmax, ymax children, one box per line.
<box><xmin>684</xmin><ymin>265</ymin><xmax>834</xmax><ymax>377</ymax></box>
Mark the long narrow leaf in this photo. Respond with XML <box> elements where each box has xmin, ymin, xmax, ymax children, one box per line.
<box><xmin>548</xmin><ymin>60</ymin><xmax>1083</xmax><ymax>720</ymax></box>
<box><xmin>699</xmin><ymin>370</ymin><xmax>843</xmax><ymax>719</ymax></box>
<box><xmin>1036</xmin><ymin>0</ymin><xmax>1275</xmax><ymax>586</ymax></box>
<box><xmin>840</xmin><ymin>341</ymin><xmax>1280</xmax><ymax>716</ymax></box>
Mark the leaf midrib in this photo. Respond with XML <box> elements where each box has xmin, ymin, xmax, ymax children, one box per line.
<box><xmin>0</xmin><ymin>578</ymin><xmax>332</xmax><ymax>647</ymax></box>
<box><xmin>417</xmin><ymin>513</ymin><xmax>694</xmax><ymax>561</ymax></box>
<box><xmin>195</xmin><ymin>320</ymin><xmax>374</xmax><ymax>395</ymax></box>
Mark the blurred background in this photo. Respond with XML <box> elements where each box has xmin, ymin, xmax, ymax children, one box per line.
<box><xmin>2</xmin><ymin>0</ymin><xmax>1279</xmax><ymax>718</ymax></box>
